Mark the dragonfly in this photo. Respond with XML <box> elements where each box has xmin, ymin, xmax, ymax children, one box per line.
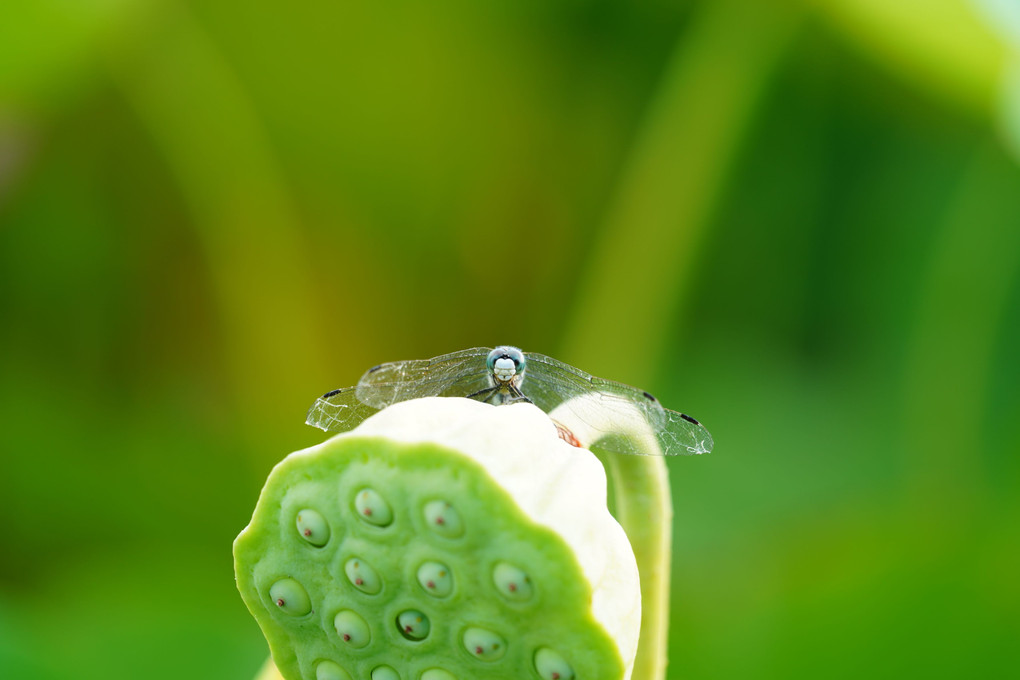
<box><xmin>305</xmin><ymin>346</ymin><xmax>713</xmax><ymax>456</ymax></box>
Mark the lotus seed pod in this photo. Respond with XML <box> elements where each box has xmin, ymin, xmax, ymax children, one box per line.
<box><xmin>419</xmin><ymin>670</ymin><xmax>455</xmax><ymax>680</ymax></box>
<box><xmin>370</xmin><ymin>666</ymin><xmax>399</xmax><ymax>680</ymax></box>
<box><xmin>492</xmin><ymin>561</ymin><xmax>533</xmax><ymax>601</ymax></box>
<box><xmin>422</xmin><ymin>500</ymin><xmax>464</xmax><ymax>538</ymax></box>
<box><xmin>234</xmin><ymin>397</ymin><xmax>640</xmax><ymax>680</ymax></box>
<box><xmin>268</xmin><ymin>578</ymin><xmax>311</xmax><ymax>616</ymax></box>
<box><xmin>462</xmin><ymin>626</ymin><xmax>506</xmax><ymax>661</ymax></box>
<box><xmin>534</xmin><ymin>647</ymin><xmax>575</xmax><ymax>680</ymax></box>
<box><xmin>333</xmin><ymin>610</ymin><xmax>370</xmax><ymax>648</ymax></box>
<box><xmin>354</xmin><ymin>488</ymin><xmax>393</xmax><ymax>526</ymax></box>
<box><xmin>314</xmin><ymin>660</ymin><xmax>352</xmax><ymax>680</ymax></box>
<box><xmin>296</xmin><ymin>509</ymin><xmax>330</xmax><ymax>546</ymax></box>
<box><xmin>344</xmin><ymin>557</ymin><xmax>382</xmax><ymax>594</ymax></box>
<box><xmin>416</xmin><ymin>561</ymin><xmax>453</xmax><ymax>597</ymax></box>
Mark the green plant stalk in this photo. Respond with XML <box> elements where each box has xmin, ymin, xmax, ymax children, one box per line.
<box><xmin>591</xmin><ymin>449</ymin><xmax>672</xmax><ymax>680</ymax></box>
<box><xmin>562</xmin><ymin>4</ymin><xmax>798</xmax><ymax>679</ymax></box>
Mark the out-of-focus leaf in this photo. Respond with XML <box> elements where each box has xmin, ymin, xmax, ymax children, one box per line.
<box><xmin>812</xmin><ymin>0</ymin><xmax>1008</xmax><ymax>116</ymax></box>
<box><xmin>0</xmin><ymin>0</ymin><xmax>144</xmax><ymax>109</ymax></box>
<box><xmin>973</xmin><ymin>0</ymin><xmax>1020</xmax><ymax>160</ymax></box>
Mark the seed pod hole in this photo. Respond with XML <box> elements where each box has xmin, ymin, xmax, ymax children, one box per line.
<box><xmin>493</xmin><ymin>562</ymin><xmax>533</xmax><ymax>601</ymax></box>
<box><xmin>420</xmin><ymin>670</ymin><xmax>456</xmax><ymax>680</ymax></box>
<box><xmin>370</xmin><ymin>666</ymin><xmax>400</xmax><ymax>680</ymax></box>
<box><xmin>296</xmin><ymin>509</ymin><xmax>330</xmax><ymax>546</ymax></box>
<box><xmin>315</xmin><ymin>660</ymin><xmax>352</xmax><ymax>680</ymax></box>
<box><xmin>422</xmin><ymin>500</ymin><xmax>464</xmax><ymax>538</ymax></box>
<box><xmin>462</xmin><ymin>626</ymin><xmax>506</xmax><ymax>662</ymax></box>
<box><xmin>268</xmin><ymin>578</ymin><xmax>311</xmax><ymax>616</ymax></box>
<box><xmin>416</xmin><ymin>561</ymin><xmax>453</xmax><ymax>597</ymax></box>
<box><xmin>354</xmin><ymin>488</ymin><xmax>393</xmax><ymax>527</ymax></box>
<box><xmin>534</xmin><ymin>648</ymin><xmax>574</xmax><ymax>680</ymax></box>
<box><xmin>396</xmin><ymin>609</ymin><xmax>430</xmax><ymax>641</ymax></box>
<box><xmin>333</xmin><ymin>610</ymin><xmax>371</xmax><ymax>648</ymax></box>
<box><xmin>344</xmin><ymin>557</ymin><xmax>382</xmax><ymax>594</ymax></box>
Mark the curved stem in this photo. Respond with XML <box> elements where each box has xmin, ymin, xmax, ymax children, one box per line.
<box><xmin>593</xmin><ymin>449</ymin><xmax>672</xmax><ymax>680</ymax></box>
<box><xmin>562</xmin><ymin>3</ymin><xmax>798</xmax><ymax>679</ymax></box>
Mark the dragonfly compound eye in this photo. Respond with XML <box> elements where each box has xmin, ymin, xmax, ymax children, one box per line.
<box><xmin>485</xmin><ymin>348</ymin><xmax>500</xmax><ymax>372</ymax></box>
<box><xmin>487</xmin><ymin>346</ymin><xmax>525</xmax><ymax>383</ymax></box>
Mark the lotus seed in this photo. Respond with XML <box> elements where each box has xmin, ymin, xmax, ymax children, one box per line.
<box><xmin>420</xmin><ymin>670</ymin><xmax>455</xmax><ymax>680</ymax></box>
<box><xmin>333</xmin><ymin>610</ymin><xmax>370</xmax><ymax>648</ymax></box>
<box><xmin>423</xmin><ymin>500</ymin><xmax>464</xmax><ymax>538</ymax></box>
<box><xmin>416</xmin><ymin>561</ymin><xmax>453</xmax><ymax>597</ymax></box>
<box><xmin>493</xmin><ymin>562</ymin><xmax>533</xmax><ymax>601</ymax></box>
<box><xmin>534</xmin><ymin>648</ymin><xmax>574</xmax><ymax>680</ymax></box>
<box><xmin>370</xmin><ymin>666</ymin><xmax>400</xmax><ymax>680</ymax></box>
<box><xmin>462</xmin><ymin>627</ymin><xmax>506</xmax><ymax>662</ymax></box>
<box><xmin>344</xmin><ymin>557</ymin><xmax>382</xmax><ymax>594</ymax></box>
<box><xmin>396</xmin><ymin>609</ymin><xmax>430</xmax><ymax>641</ymax></box>
<box><xmin>295</xmin><ymin>509</ymin><xmax>330</xmax><ymax>546</ymax></box>
<box><xmin>268</xmin><ymin>578</ymin><xmax>311</xmax><ymax>616</ymax></box>
<box><xmin>355</xmin><ymin>488</ymin><xmax>394</xmax><ymax>526</ymax></box>
<box><xmin>315</xmin><ymin>660</ymin><xmax>353</xmax><ymax>680</ymax></box>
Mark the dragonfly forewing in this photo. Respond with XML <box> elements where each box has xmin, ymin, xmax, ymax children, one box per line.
<box><xmin>306</xmin><ymin>386</ymin><xmax>380</xmax><ymax>433</ymax></box>
<box><xmin>659</xmin><ymin>408</ymin><xmax>714</xmax><ymax>455</ymax></box>
<box><xmin>522</xmin><ymin>353</ymin><xmax>668</xmax><ymax>429</ymax></box>
<box><xmin>355</xmin><ymin>348</ymin><xmax>491</xmax><ymax>409</ymax></box>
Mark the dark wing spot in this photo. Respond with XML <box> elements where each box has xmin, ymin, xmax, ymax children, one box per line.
<box><xmin>323</xmin><ymin>388</ymin><xmax>342</xmax><ymax>398</ymax></box>
<box><xmin>643</xmin><ymin>391</ymin><xmax>658</xmax><ymax>402</ymax></box>
<box><xmin>368</xmin><ymin>364</ymin><xmax>382</xmax><ymax>373</ymax></box>
<box><xmin>680</xmin><ymin>413</ymin><xmax>700</xmax><ymax>425</ymax></box>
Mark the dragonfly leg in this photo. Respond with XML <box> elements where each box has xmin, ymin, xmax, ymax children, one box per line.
<box><xmin>506</xmin><ymin>384</ymin><xmax>533</xmax><ymax>405</ymax></box>
<box><xmin>465</xmin><ymin>386</ymin><xmax>498</xmax><ymax>402</ymax></box>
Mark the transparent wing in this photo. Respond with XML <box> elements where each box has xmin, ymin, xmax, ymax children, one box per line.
<box><xmin>522</xmin><ymin>352</ymin><xmax>666</xmax><ymax>427</ymax></box>
<box><xmin>523</xmin><ymin>352</ymin><xmax>712</xmax><ymax>456</ymax></box>
<box><xmin>659</xmin><ymin>408</ymin><xmax>714</xmax><ymax>455</ymax></box>
<box><xmin>355</xmin><ymin>347</ymin><xmax>494</xmax><ymax>408</ymax></box>
<box><xmin>305</xmin><ymin>386</ymin><xmax>380</xmax><ymax>433</ymax></box>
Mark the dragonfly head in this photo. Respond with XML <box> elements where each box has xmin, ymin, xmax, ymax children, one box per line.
<box><xmin>487</xmin><ymin>346</ymin><xmax>525</xmax><ymax>384</ymax></box>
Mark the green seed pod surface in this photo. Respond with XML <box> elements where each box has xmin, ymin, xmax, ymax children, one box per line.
<box><xmin>234</xmin><ymin>398</ymin><xmax>638</xmax><ymax>680</ymax></box>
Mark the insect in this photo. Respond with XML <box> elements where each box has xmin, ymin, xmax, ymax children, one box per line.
<box><xmin>306</xmin><ymin>346</ymin><xmax>713</xmax><ymax>456</ymax></box>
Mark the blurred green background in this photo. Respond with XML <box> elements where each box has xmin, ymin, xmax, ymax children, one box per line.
<box><xmin>1</xmin><ymin>0</ymin><xmax>1018</xmax><ymax>678</ymax></box>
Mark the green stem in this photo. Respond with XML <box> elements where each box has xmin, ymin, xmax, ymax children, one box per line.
<box><xmin>562</xmin><ymin>3</ymin><xmax>798</xmax><ymax>679</ymax></box>
<box><xmin>593</xmin><ymin>448</ymin><xmax>672</xmax><ymax>680</ymax></box>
